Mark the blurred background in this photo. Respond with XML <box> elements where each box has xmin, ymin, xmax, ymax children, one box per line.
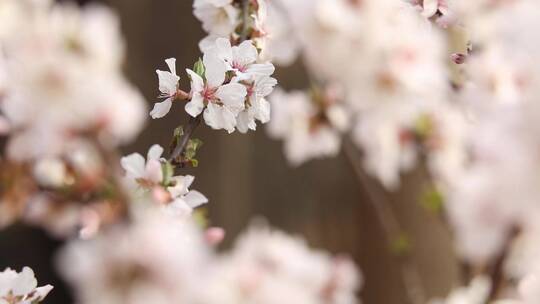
<box><xmin>0</xmin><ymin>0</ymin><xmax>460</xmax><ymax>303</ymax></box>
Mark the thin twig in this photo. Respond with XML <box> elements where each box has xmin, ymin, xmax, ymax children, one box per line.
<box><xmin>168</xmin><ymin>115</ymin><xmax>202</xmax><ymax>163</ymax></box>
<box><xmin>343</xmin><ymin>139</ymin><xmax>427</xmax><ymax>304</ymax></box>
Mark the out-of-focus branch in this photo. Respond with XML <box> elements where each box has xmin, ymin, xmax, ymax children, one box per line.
<box><xmin>343</xmin><ymin>139</ymin><xmax>427</xmax><ymax>304</ymax></box>
<box><xmin>486</xmin><ymin>227</ymin><xmax>519</xmax><ymax>303</ymax></box>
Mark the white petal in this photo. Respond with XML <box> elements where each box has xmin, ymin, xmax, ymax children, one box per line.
<box><xmin>184</xmin><ymin>190</ymin><xmax>209</xmax><ymax>208</ymax></box>
<box><xmin>253</xmin><ymin>97</ymin><xmax>271</xmax><ymax>123</ymax></box>
<box><xmin>150</xmin><ymin>98</ymin><xmax>173</xmax><ymax>119</ymax></box>
<box><xmin>145</xmin><ymin>159</ymin><xmax>163</xmax><ymax>184</ymax></box>
<box><xmin>203</xmin><ymin>52</ymin><xmax>226</xmax><ymax>88</ymax></box>
<box><xmin>26</xmin><ymin>285</ymin><xmax>53</xmax><ymax>302</ymax></box>
<box><xmin>156</xmin><ymin>70</ymin><xmax>179</xmax><ymax>96</ymax></box>
<box><xmin>233</xmin><ymin>40</ymin><xmax>258</xmax><ymax>66</ymax></box>
<box><xmin>246</xmin><ymin>63</ymin><xmax>275</xmax><ymax>78</ymax></box>
<box><xmin>0</xmin><ymin>269</ymin><xmax>17</xmax><ymax>297</ymax></box>
<box><xmin>254</xmin><ymin>76</ymin><xmax>277</xmax><ymax>97</ymax></box>
<box><xmin>186</xmin><ymin>69</ymin><xmax>205</xmax><ymax>93</ymax></box>
<box><xmin>164</xmin><ymin>58</ymin><xmax>177</xmax><ymax>76</ymax></box>
<box><xmin>236</xmin><ymin>111</ymin><xmax>256</xmax><ymax>133</ymax></box>
<box><xmin>215</xmin><ymin>37</ymin><xmax>233</xmax><ymax>63</ymax></box>
<box><xmin>185</xmin><ymin>94</ymin><xmax>205</xmax><ymax>117</ymax></box>
<box><xmin>121</xmin><ymin>153</ymin><xmax>146</xmax><ymax>179</ymax></box>
<box><xmin>167</xmin><ymin>175</ymin><xmax>195</xmax><ymax>198</ymax></box>
<box><xmin>215</xmin><ymin>83</ymin><xmax>247</xmax><ymax>114</ymax></box>
<box><xmin>12</xmin><ymin>267</ymin><xmax>37</xmax><ymax>296</ymax></box>
<box><xmin>203</xmin><ymin>103</ymin><xmax>237</xmax><ymax>133</ymax></box>
<box><xmin>147</xmin><ymin>144</ymin><xmax>164</xmax><ymax>161</ymax></box>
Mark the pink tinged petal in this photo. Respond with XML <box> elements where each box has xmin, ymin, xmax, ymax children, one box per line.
<box><xmin>186</xmin><ymin>69</ymin><xmax>205</xmax><ymax>92</ymax></box>
<box><xmin>147</xmin><ymin>144</ymin><xmax>164</xmax><ymax>160</ymax></box>
<box><xmin>205</xmin><ymin>227</ymin><xmax>225</xmax><ymax>245</ymax></box>
<box><xmin>203</xmin><ymin>103</ymin><xmax>237</xmax><ymax>133</ymax></box>
<box><xmin>150</xmin><ymin>98</ymin><xmax>173</xmax><ymax>119</ymax></box>
<box><xmin>156</xmin><ymin>70</ymin><xmax>179</xmax><ymax>97</ymax></box>
<box><xmin>145</xmin><ymin>159</ymin><xmax>163</xmax><ymax>184</ymax></box>
<box><xmin>120</xmin><ymin>153</ymin><xmax>146</xmax><ymax>179</ymax></box>
<box><xmin>233</xmin><ymin>40</ymin><xmax>258</xmax><ymax>66</ymax></box>
<box><xmin>184</xmin><ymin>190</ymin><xmax>208</xmax><ymax>208</ymax></box>
<box><xmin>203</xmin><ymin>52</ymin><xmax>227</xmax><ymax>88</ymax></box>
<box><xmin>215</xmin><ymin>83</ymin><xmax>247</xmax><ymax>114</ymax></box>
<box><xmin>12</xmin><ymin>267</ymin><xmax>37</xmax><ymax>296</ymax></box>
<box><xmin>185</xmin><ymin>94</ymin><xmax>205</xmax><ymax>117</ymax></box>
<box><xmin>215</xmin><ymin>37</ymin><xmax>233</xmax><ymax>62</ymax></box>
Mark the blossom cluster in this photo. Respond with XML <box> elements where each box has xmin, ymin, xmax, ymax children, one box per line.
<box><xmin>58</xmin><ymin>210</ymin><xmax>361</xmax><ymax>304</ymax></box>
<box><xmin>0</xmin><ymin>1</ymin><xmax>362</xmax><ymax>304</ymax></box>
<box><xmin>0</xmin><ymin>0</ymin><xmax>146</xmax><ymax>237</ymax></box>
<box><xmin>151</xmin><ymin>0</ymin><xmax>277</xmax><ymax>134</ymax></box>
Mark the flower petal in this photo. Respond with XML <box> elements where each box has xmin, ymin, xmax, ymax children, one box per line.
<box><xmin>150</xmin><ymin>98</ymin><xmax>173</xmax><ymax>119</ymax></box>
<box><xmin>203</xmin><ymin>103</ymin><xmax>237</xmax><ymax>133</ymax></box>
<box><xmin>246</xmin><ymin>63</ymin><xmax>275</xmax><ymax>78</ymax></box>
<box><xmin>186</xmin><ymin>69</ymin><xmax>205</xmax><ymax>93</ymax></box>
<box><xmin>147</xmin><ymin>144</ymin><xmax>164</xmax><ymax>161</ymax></box>
<box><xmin>156</xmin><ymin>70</ymin><xmax>179</xmax><ymax>96</ymax></box>
<box><xmin>185</xmin><ymin>94</ymin><xmax>205</xmax><ymax>117</ymax></box>
<box><xmin>183</xmin><ymin>190</ymin><xmax>209</xmax><ymax>208</ymax></box>
<box><xmin>233</xmin><ymin>40</ymin><xmax>258</xmax><ymax>66</ymax></box>
<box><xmin>12</xmin><ymin>267</ymin><xmax>37</xmax><ymax>296</ymax></box>
<box><xmin>203</xmin><ymin>52</ymin><xmax>226</xmax><ymax>88</ymax></box>
<box><xmin>164</xmin><ymin>58</ymin><xmax>177</xmax><ymax>76</ymax></box>
<box><xmin>215</xmin><ymin>83</ymin><xmax>247</xmax><ymax>114</ymax></box>
<box><xmin>121</xmin><ymin>153</ymin><xmax>146</xmax><ymax>179</ymax></box>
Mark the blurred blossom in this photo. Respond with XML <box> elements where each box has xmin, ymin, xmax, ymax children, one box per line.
<box><xmin>430</xmin><ymin>276</ymin><xmax>490</xmax><ymax>304</ymax></box>
<box><xmin>267</xmin><ymin>88</ymin><xmax>349</xmax><ymax>166</ymax></box>
<box><xmin>0</xmin><ymin>1</ymin><xmax>146</xmax><ymax>161</ymax></box>
<box><xmin>59</xmin><ymin>212</ymin><xmax>361</xmax><ymax>304</ymax></box>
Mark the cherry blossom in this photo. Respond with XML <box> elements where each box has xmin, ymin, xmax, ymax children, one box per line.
<box><xmin>150</xmin><ymin>58</ymin><xmax>181</xmax><ymax>119</ymax></box>
<box><xmin>0</xmin><ymin>267</ymin><xmax>53</xmax><ymax>304</ymax></box>
<box><xmin>185</xmin><ymin>51</ymin><xmax>247</xmax><ymax>133</ymax></box>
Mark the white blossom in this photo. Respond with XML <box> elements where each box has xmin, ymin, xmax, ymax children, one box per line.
<box><xmin>150</xmin><ymin>58</ymin><xmax>180</xmax><ymax>119</ymax></box>
<box><xmin>185</xmin><ymin>51</ymin><xmax>247</xmax><ymax>133</ymax></box>
<box><xmin>0</xmin><ymin>267</ymin><xmax>52</xmax><ymax>304</ymax></box>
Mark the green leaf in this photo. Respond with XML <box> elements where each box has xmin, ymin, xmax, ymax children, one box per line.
<box><xmin>185</xmin><ymin>138</ymin><xmax>203</xmax><ymax>160</ymax></box>
<box><xmin>193</xmin><ymin>58</ymin><xmax>205</xmax><ymax>78</ymax></box>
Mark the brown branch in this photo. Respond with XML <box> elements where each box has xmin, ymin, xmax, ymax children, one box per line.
<box><xmin>486</xmin><ymin>227</ymin><xmax>520</xmax><ymax>303</ymax></box>
<box><xmin>168</xmin><ymin>115</ymin><xmax>202</xmax><ymax>163</ymax></box>
<box><xmin>343</xmin><ymin>139</ymin><xmax>427</xmax><ymax>304</ymax></box>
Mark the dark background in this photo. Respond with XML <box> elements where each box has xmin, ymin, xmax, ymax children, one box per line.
<box><xmin>0</xmin><ymin>1</ymin><xmax>459</xmax><ymax>303</ymax></box>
